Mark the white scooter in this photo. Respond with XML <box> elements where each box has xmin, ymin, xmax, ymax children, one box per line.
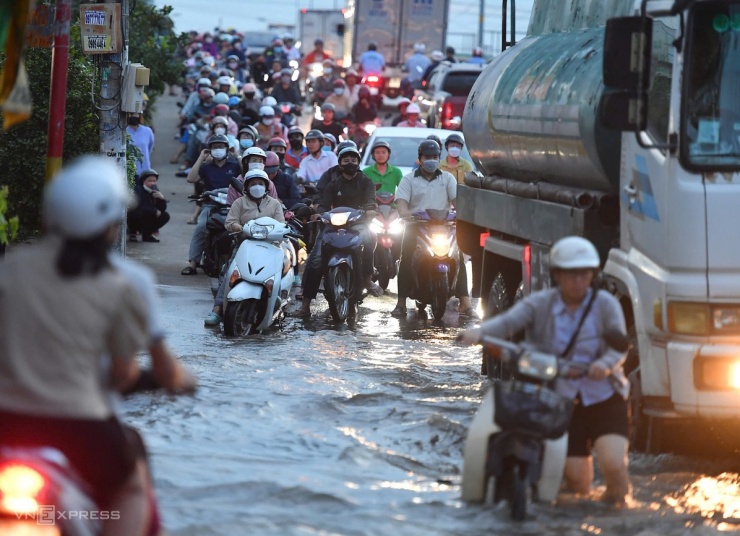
<box><xmin>460</xmin><ymin>332</ymin><xmax>628</xmax><ymax>520</ymax></box>
<box><xmin>222</xmin><ymin>217</ymin><xmax>298</xmax><ymax>337</ymax></box>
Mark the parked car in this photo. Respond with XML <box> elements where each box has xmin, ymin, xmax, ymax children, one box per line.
<box><xmin>359</xmin><ymin>127</ymin><xmax>477</xmax><ymax>176</ymax></box>
<box><xmin>415</xmin><ymin>62</ymin><xmax>484</xmax><ymax>130</ymax></box>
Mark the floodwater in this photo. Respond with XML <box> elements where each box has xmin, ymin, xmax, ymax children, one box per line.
<box><xmin>124</xmin><ymin>285</ymin><xmax>740</xmax><ymax>536</ymax></box>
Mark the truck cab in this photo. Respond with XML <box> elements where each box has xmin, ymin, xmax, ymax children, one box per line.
<box><xmin>457</xmin><ymin>0</ymin><xmax>740</xmax><ymax>451</ymax></box>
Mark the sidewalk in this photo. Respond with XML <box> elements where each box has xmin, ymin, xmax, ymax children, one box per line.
<box><xmin>126</xmin><ymin>91</ymin><xmax>204</xmax><ymax>288</ymax></box>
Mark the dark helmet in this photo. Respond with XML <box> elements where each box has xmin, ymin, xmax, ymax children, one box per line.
<box><xmin>418</xmin><ymin>139</ymin><xmax>441</xmax><ymax>157</ymax></box>
<box><xmin>337</xmin><ymin>146</ymin><xmax>361</xmax><ymax>161</ymax></box>
<box><xmin>226</xmin><ymin>54</ymin><xmax>240</xmax><ymax>62</ymax></box>
<box><xmin>314</xmin><ymin>38</ymin><xmax>324</xmax><ymax>46</ymax></box>
<box><xmin>444</xmin><ymin>133</ymin><xmax>465</xmax><ymax>148</ymax></box>
<box><xmin>288</xmin><ymin>126</ymin><xmax>304</xmax><ymax>138</ymax></box>
<box><xmin>268</xmin><ymin>137</ymin><xmax>287</xmax><ymax>149</ymax></box>
<box><xmin>139</xmin><ymin>169</ymin><xmax>159</xmax><ymax>181</ymax></box>
<box><xmin>425</xmin><ymin>134</ymin><xmax>442</xmax><ymax>151</ymax></box>
<box><xmin>304</xmin><ymin>129</ymin><xmax>324</xmax><ymax>142</ymax></box>
<box><xmin>289</xmin><ymin>202</ymin><xmax>314</xmax><ymax>221</ymax></box>
<box><xmin>371</xmin><ymin>140</ymin><xmax>391</xmax><ymax>156</ymax></box>
<box><xmin>358</xmin><ymin>86</ymin><xmax>371</xmax><ymax>99</ymax></box>
<box><xmin>206</xmin><ymin>133</ymin><xmax>230</xmax><ymax>147</ymax></box>
<box><xmin>335</xmin><ymin>140</ymin><xmax>357</xmax><ymax>154</ymax></box>
<box><xmin>368</xmin><ymin>41</ymin><xmax>377</xmax><ymax>51</ymax></box>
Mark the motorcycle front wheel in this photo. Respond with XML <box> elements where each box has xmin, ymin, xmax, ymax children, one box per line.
<box><xmin>224</xmin><ymin>299</ymin><xmax>258</xmax><ymax>337</ymax></box>
<box><xmin>511</xmin><ymin>464</ymin><xmax>528</xmax><ymax>521</ymax></box>
<box><xmin>431</xmin><ymin>272</ymin><xmax>449</xmax><ymax>320</ymax></box>
<box><xmin>325</xmin><ymin>264</ymin><xmax>352</xmax><ymax>323</ymax></box>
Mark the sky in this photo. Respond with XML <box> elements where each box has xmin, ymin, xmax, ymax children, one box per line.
<box><xmin>153</xmin><ymin>0</ymin><xmax>534</xmax><ymax>55</ymax></box>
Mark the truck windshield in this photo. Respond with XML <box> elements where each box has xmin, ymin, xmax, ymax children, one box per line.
<box><xmin>683</xmin><ymin>1</ymin><xmax>740</xmax><ymax>170</ymax></box>
<box><xmin>442</xmin><ymin>72</ymin><xmax>481</xmax><ymax>97</ymax></box>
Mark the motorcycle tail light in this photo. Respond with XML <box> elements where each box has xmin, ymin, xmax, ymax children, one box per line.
<box><xmin>0</xmin><ymin>463</ymin><xmax>46</xmax><ymax>515</ymax></box>
<box><xmin>366</xmin><ymin>75</ymin><xmax>380</xmax><ymax>85</ymax></box>
<box><xmin>430</xmin><ymin>233</ymin><xmax>451</xmax><ymax>257</ymax></box>
<box><xmin>229</xmin><ymin>268</ymin><xmax>241</xmax><ymax>288</ymax></box>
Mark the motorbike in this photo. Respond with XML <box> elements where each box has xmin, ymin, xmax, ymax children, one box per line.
<box><xmin>222</xmin><ymin>217</ymin><xmax>299</xmax><ymax>336</ymax></box>
<box><xmin>461</xmin><ymin>333</ymin><xmax>630</xmax><ymax>521</ymax></box>
<box><xmin>368</xmin><ymin>191</ymin><xmax>402</xmax><ymax>289</ymax></box>
<box><xmin>319</xmin><ymin>206</ymin><xmax>372</xmax><ymax>324</ymax></box>
<box><xmin>343</xmin><ymin>118</ymin><xmax>380</xmax><ymax>153</ymax></box>
<box><xmin>278</xmin><ymin>102</ymin><xmax>301</xmax><ymax>129</ymax></box>
<box><xmin>407</xmin><ymin>209</ymin><xmax>459</xmax><ymax>320</ymax></box>
<box><xmin>192</xmin><ymin>187</ymin><xmax>233</xmax><ymax>297</ymax></box>
<box><xmin>0</xmin><ymin>370</ymin><xmax>166</xmax><ymax>536</ymax></box>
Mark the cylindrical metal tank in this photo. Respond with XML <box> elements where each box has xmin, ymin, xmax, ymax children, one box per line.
<box><xmin>463</xmin><ymin>27</ymin><xmax>623</xmax><ymax>193</ymax></box>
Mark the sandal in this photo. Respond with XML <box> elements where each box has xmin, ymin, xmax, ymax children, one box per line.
<box><xmin>187</xmin><ymin>218</ymin><xmax>197</xmax><ymax>224</ymax></box>
<box><xmin>181</xmin><ymin>266</ymin><xmax>197</xmax><ymax>275</ymax></box>
<box><xmin>390</xmin><ymin>305</ymin><xmax>407</xmax><ymax>317</ymax></box>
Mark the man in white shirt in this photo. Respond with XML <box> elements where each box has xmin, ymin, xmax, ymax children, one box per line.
<box><xmin>296</xmin><ymin>129</ymin><xmax>338</xmax><ymax>195</ymax></box>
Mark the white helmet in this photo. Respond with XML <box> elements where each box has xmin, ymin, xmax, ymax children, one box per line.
<box><xmin>243</xmin><ymin>146</ymin><xmax>266</xmax><ymax>159</ymax></box>
<box><xmin>244</xmin><ymin>169</ymin><xmax>270</xmax><ymax>190</ymax></box>
<box><xmin>217</xmin><ymin>75</ymin><xmax>232</xmax><ymax>86</ymax></box>
<box><xmin>213</xmin><ymin>91</ymin><xmax>230</xmax><ymax>105</ymax></box>
<box><xmin>43</xmin><ymin>156</ymin><xmax>130</xmax><ymax>239</ymax></box>
<box><xmin>406</xmin><ymin>103</ymin><xmax>421</xmax><ymax>114</ymax></box>
<box><xmin>197</xmin><ymin>77</ymin><xmax>212</xmax><ymax>87</ymax></box>
<box><xmin>262</xmin><ymin>96</ymin><xmax>277</xmax><ymax>107</ymax></box>
<box><xmin>259</xmin><ymin>105</ymin><xmax>275</xmax><ymax>117</ymax></box>
<box><xmin>550</xmin><ymin>236</ymin><xmax>600</xmax><ymax>270</ymax></box>
<box><xmin>414</xmin><ymin>42</ymin><xmax>426</xmax><ymax>53</ymax></box>
<box><xmin>431</xmin><ymin>50</ymin><xmax>444</xmax><ymax>61</ymax></box>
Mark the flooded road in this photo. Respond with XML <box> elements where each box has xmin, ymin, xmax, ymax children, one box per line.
<box><xmin>123</xmin><ymin>285</ymin><xmax>740</xmax><ymax>536</ymax></box>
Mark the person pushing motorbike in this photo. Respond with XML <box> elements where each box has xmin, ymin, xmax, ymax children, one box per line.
<box><xmin>458</xmin><ymin>236</ymin><xmax>631</xmax><ymax>504</ymax></box>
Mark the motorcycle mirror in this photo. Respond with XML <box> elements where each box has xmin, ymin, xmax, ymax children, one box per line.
<box><xmin>603</xmin><ymin>330</ymin><xmax>630</xmax><ymax>353</ymax></box>
<box><xmin>230</xmin><ymin>175</ymin><xmax>244</xmax><ymax>193</ymax></box>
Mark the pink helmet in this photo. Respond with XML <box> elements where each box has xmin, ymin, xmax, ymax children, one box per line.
<box><xmin>265</xmin><ymin>150</ymin><xmax>280</xmax><ymax>167</ymax></box>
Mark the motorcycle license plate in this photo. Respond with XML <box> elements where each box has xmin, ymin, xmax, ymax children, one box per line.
<box><xmin>388</xmin><ymin>78</ymin><xmax>401</xmax><ymax>88</ymax></box>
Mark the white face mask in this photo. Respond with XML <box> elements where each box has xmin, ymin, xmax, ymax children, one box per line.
<box><xmin>213</xmin><ymin>127</ymin><xmax>226</xmax><ymax>136</ymax></box>
<box><xmin>334</xmin><ymin>88</ymin><xmax>343</xmax><ymax>95</ymax></box>
<box><xmin>447</xmin><ymin>146</ymin><xmax>462</xmax><ymax>158</ymax></box>
<box><xmin>210</xmin><ymin>148</ymin><xmax>227</xmax><ymax>160</ymax></box>
<box><xmin>248</xmin><ymin>162</ymin><xmax>265</xmax><ymax>170</ymax></box>
<box><xmin>324</xmin><ymin>68</ymin><xmax>333</xmax><ymax>76</ymax></box>
<box><xmin>262</xmin><ymin>118</ymin><xmax>273</xmax><ymax>126</ymax></box>
<box><xmin>249</xmin><ymin>184</ymin><xmax>266</xmax><ymax>198</ymax></box>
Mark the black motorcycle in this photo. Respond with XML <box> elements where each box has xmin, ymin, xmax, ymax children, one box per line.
<box><xmin>407</xmin><ymin>209</ymin><xmax>459</xmax><ymax>320</ymax></box>
<box><xmin>319</xmin><ymin>206</ymin><xmax>372</xmax><ymax>324</ymax></box>
<box><xmin>368</xmin><ymin>191</ymin><xmax>402</xmax><ymax>290</ymax></box>
<box><xmin>192</xmin><ymin>187</ymin><xmax>232</xmax><ymax>296</ymax></box>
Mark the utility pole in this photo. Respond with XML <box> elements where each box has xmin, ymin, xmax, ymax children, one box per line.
<box><xmin>478</xmin><ymin>0</ymin><xmax>485</xmax><ymax>49</ymax></box>
<box><xmin>96</xmin><ymin>0</ymin><xmax>129</xmax><ymax>253</ymax></box>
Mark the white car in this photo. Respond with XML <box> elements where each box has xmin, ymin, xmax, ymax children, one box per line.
<box><xmin>359</xmin><ymin>127</ymin><xmax>477</xmax><ymax>176</ymax></box>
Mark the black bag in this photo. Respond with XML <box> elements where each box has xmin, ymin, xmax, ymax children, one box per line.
<box><xmin>493</xmin><ymin>381</ymin><xmax>574</xmax><ymax>439</ymax></box>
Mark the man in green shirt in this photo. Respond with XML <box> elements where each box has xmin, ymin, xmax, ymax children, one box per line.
<box><xmin>363</xmin><ymin>141</ymin><xmax>403</xmax><ymax>194</ymax></box>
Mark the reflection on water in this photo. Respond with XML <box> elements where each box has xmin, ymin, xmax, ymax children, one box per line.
<box><xmin>668</xmin><ymin>473</ymin><xmax>740</xmax><ymax>523</ymax></box>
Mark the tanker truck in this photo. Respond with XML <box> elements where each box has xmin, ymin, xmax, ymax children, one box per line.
<box><xmin>458</xmin><ymin>0</ymin><xmax>740</xmax><ymax>451</ymax></box>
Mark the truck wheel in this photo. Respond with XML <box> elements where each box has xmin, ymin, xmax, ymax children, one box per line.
<box><xmin>485</xmin><ymin>273</ymin><xmax>510</xmax><ymax>318</ymax></box>
<box><xmin>628</xmin><ymin>369</ymin><xmax>648</xmax><ymax>452</ymax></box>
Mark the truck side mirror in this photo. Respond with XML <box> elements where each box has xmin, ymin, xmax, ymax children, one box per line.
<box><xmin>598</xmin><ymin>16</ymin><xmax>653</xmax><ymax>132</ymax></box>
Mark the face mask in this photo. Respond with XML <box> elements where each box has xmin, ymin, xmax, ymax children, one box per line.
<box><xmin>248</xmin><ymin>162</ymin><xmax>265</xmax><ymax>170</ymax></box>
<box><xmin>245</xmin><ymin>92</ymin><xmax>255</xmax><ymax>99</ymax></box>
<box><xmin>204</xmin><ymin>37</ymin><xmax>213</xmax><ymax>44</ymax></box>
<box><xmin>334</xmin><ymin>88</ymin><xmax>344</xmax><ymax>95</ymax></box>
<box><xmin>341</xmin><ymin>162</ymin><xmax>359</xmax><ymax>176</ymax></box>
<box><xmin>264</xmin><ymin>165</ymin><xmax>280</xmax><ymax>175</ymax></box>
<box><xmin>421</xmin><ymin>159</ymin><xmax>439</xmax><ymax>173</ymax></box>
<box><xmin>281</xmin><ymin>76</ymin><xmax>291</xmax><ymax>85</ymax></box>
<box><xmin>262</xmin><ymin>118</ymin><xmax>273</xmax><ymax>126</ymax></box>
<box><xmin>240</xmin><ymin>139</ymin><xmax>254</xmax><ymax>149</ymax></box>
<box><xmin>127</xmin><ymin>116</ymin><xmax>141</xmax><ymax>126</ymax></box>
<box><xmin>447</xmin><ymin>146</ymin><xmax>462</xmax><ymax>158</ymax></box>
<box><xmin>322</xmin><ymin>146</ymin><xmax>332</xmax><ymax>152</ymax></box>
<box><xmin>249</xmin><ymin>184</ymin><xmax>266</xmax><ymax>198</ymax></box>
<box><xmin>274</xmin><ymin>47</ymin><xmax>283</xmax><ymax>54</ymax></box>
<box><xmin>228</xmin><ymin>62</ymin><xmax>238</xmax><ymax>69</ymax></box>
<box><xmin>276</xmin><ymin>152</ymin><xmax>285</xmax><ymax>162</ymax></box>
<box><xmin>324</xmin><ymin>68</ymin><xmax>333</xmax><ymax>76</ymax></box>
<box><xmin>290</xmin><ymin>139</ymin><xmax>303</xmax><ymax>150</ymax></box>
<box><xmin>234</xmin><ymin>42</ymin><xmax>242</xmax><ymax>50</ymax></box>
<box><xmin>211</xmin><ymin>148</ymin><xmax>227</xmax><ymax>160</ymax></box>
<box><xmin>213</xmin><ymin>127</ymin><xmax>226</xmax><ymax>135</ymax></box>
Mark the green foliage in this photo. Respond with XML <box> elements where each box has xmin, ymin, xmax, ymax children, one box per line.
<box><xmin>0</xmin><ymin>23</ymin><xmax>98</xmax><ymax>235</ymax></box>
<box><xmin>0</xmin><ymin>186</ymin><xmax>19</xmax><ymax>245</ymax></box>
<box><xmin>128</xmin><ymin>3</ymin><xmax>185</xmax><ymax>120</ymax></box>
<box><xmin>126</xmin><ymin>132</ymin><xmax>142</xmax><ymax>189</ymax></box>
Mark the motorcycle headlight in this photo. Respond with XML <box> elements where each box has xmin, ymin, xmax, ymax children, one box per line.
<box><xmin>365</xmin><ymin>123</ymin><xmax>377</xmax><ymax>135</ymax></box>
<box><xmin>430</xmin><ymin>232</ymin><xmax>451</xmax><ymax>257</ymax></box>
<box><xmin>289</xmin><ymin>60</ymin><xmax>299</xmax><ymax>70</ymax></box>
<box><xmin>330</xmin><ymin>212</ymin><xmax>350</xmax><ymax>226</ymax></box>
<box><xmin>388</xmin><ymin>218</ymin><xmax>404</xmax><ymax>234</ymax></box>
<box><xmin>250</xmin><ymin>224</ymin><xmax>270</xmax><ymax>240</ymax></box>
<box><xmin>518</xmin><ymin>351</ymin><xmax>558</xmax><ymax>381</ymax></box>
<box><xmin>369</xmin><ymin>217</ymin><xmax>384</xmax><ymax>234</ymax></box>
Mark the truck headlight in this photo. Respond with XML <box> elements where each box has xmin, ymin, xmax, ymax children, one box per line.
<box><xmin>695</xmin><ymin>358</ymin><xmax>740</xmax><ymax>390</ymax></box>
<box><xmin>668</xmin><ymin>302</ymin><xmax>740</xmax><ymax>335</ymax></box>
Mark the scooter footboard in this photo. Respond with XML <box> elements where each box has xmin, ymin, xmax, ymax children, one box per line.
<box><xmin>461</xmin><ymin>389</ymin><xmax>499</xmax><ymax>502</ymax></box>
<box><xmin>537</xmin><ymin>434</ymin><xmax>568</xmax><ymax>502</ymax></box>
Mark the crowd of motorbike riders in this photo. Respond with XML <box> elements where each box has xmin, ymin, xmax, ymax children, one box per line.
<box><xmin>0</xmin><ymin>29</ymin><xmax>631</xmax><ymax>536</ymax></box>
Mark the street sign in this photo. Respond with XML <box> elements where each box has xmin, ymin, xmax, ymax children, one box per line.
<box><xmin>79</xmin><ymin>3</ymin><xmax>123</xmax><ymax>54</ymax></box>
<box><xmin>25</xmin><ymin>3</ymin><xmax>56</xmax><ymax>48</ymax></box>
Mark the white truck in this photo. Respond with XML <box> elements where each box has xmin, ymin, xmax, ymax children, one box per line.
<box><xmin>299</xmin><ymin>9</ymin><xmax>345</xmax><ymax>62</ymax></box>
<box><xmin>458</xmin><ymin>0</ymin><xmax>740</xmax><ymax>451</ymax></box>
